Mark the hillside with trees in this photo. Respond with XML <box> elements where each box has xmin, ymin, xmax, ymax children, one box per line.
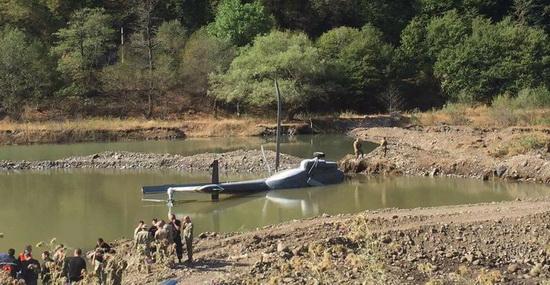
<box><xmin>0</xmin><ymin>0</ymin><xmax>548</xmax><ymax>120</ymax></box>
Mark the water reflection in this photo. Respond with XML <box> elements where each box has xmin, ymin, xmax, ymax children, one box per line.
<box><xmin>1</xmin><ymin>169</ymin><xmax>549</xmax><ymax>251</ymax></box>
<box><xmin>0</xmin><ymin>135</ymin><xmax>362</xmax><ymax>161</ymax></box>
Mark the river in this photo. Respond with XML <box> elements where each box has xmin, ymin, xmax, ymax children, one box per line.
<box><xmin>1</xmin><ymin>135</ymin><xmax>549</xmax><ymax>251</ymax></box>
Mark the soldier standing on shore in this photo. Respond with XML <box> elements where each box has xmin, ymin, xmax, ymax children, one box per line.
<box><xmin>182</xmin><ymin>216</ymin><xmax>193</xmax><ymax>265</ymax></box>
<box><xmin>380</xmin><ymin>137</ymin><xmax>388</xmax><ymax>157</ymax></box>
<box><xmin>353</xmin><ymin>138</ymin><xmax>364</xmax><ymax>159</ymax></box>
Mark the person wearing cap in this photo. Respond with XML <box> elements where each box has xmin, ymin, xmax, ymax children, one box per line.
<box><xmin>19</xmin><ymin>246</ymin><xmax>40</xmax><ymax>285</ymax></box>
<box><xmin>182</xmin><ymin>216</ymin><xmax>194</xmax><ymax>264</ymax></box>
<box><xmin>134</xmin><ymin>220</ymin><xmax>154</xmax><ymax>257</ymax></box>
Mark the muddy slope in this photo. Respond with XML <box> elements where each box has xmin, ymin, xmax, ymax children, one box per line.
<box><xmin>94</xmin><ymin>199</ymin><xmax>550</xmax><ymax>284</ymax></box>
<box><xmin>341</xmin><ymin>126</ymin><xmax>550</xmax><ymax>184</ymax></box>
<box><xmin>0</xmin><ymin>150</ymin><xmax>302</xmax><ymax>173</ymax></box>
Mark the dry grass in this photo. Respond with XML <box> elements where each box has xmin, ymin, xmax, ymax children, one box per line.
<box><xmin>412</xmin><ymin>104</ymin><xmax>550</xmax><ymax>128</ymax></box>
<box><xmin>0</xmin><ymin>116</ymin><xmax>270</xmax><ymax>137</ymax></box>
<box><xmin>338</xmin><ymin>110</ymin><xmax>365</xmax><ymax>119</ymax></box>
<box><xmin>489</xmin><ymin>132</ymin><xmax>550</xmax><ymax>157</ymax></box>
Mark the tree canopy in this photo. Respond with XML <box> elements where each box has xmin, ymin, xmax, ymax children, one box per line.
<box><xmin>210</xmin><ymin>30</ymin><xmax>326</xmax><ymax>117</ymax></box>
<box><xmin>208</xmin><ymin>0</ymin><xmax>273</xmax><ymax>46</ymax></box>
<box><xmin>0</xmin><ymin>0</ymin><xmax>548</xmax><ymax>118</ymax></box>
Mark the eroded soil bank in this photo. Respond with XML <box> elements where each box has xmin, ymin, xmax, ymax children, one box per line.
<box><xmin>0</xmin><ymin>150</ymin><xmax>301</xmax><ymax>174</ymax></box>
<box><xmin>341</xmin><ymin>126</ymin><xmax>550</xmax><ymax>184</ymax></box>
<box><xmin>0</xmin><ymin>117</ymin><xmax>375</xmax><ymax>145</ymax></box>
<box><xmin>60</xmin><ymin>199</ymin><xmax>550</xmax><ymax>284</ymax></box>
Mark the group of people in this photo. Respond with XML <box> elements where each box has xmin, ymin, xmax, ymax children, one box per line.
<box><xmin>1</xmin><ymin>244</ymin><xmax>87</xmax><ymax>285</ymax></box>
<box><xmin>353</xmin><ymin>137</ymin><xmax>388</xmax><ymax>159</ymax></box>
<box><xmin>134</xmin><ymin>214</ymin><xmax>194</xmax><ymax>265</ymax></box>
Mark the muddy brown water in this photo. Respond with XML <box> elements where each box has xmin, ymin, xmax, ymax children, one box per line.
<box><xmin>1</xmin><ymin>135</ymin><xmax>549</xmax><ymax>252</ymax></box>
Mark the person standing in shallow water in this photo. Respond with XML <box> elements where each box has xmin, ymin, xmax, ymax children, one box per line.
<box><xmin>169</xmin><ymin>214</ymin><xmax>183</xmax><ymax>263</ymax></box>
<box><xmin>353</xmin><ymin>138</ymin><xmax>364</xmax><ymax>159</ymax></box>
<box><xmin>182</xmin><ymin>216</ymin><xmax>193</xmax><ymax>264</ymax></box>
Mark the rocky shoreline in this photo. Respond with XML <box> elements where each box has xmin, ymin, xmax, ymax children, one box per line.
<box><xmin>63</xmin><ymin>199</ymin><xmax>549</xmax><ymax>284</ymax></box>
<box><xmin>341</xmin><ymin>126</ymin><xmax>550</xmax><ymax>184</ymax></box>
<box><xmin>0</xmin><ymin>150</ymin><xmax>302</xmax><ymax>174</ymax></box>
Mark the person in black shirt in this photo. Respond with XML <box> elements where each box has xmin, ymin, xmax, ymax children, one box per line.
<box><xmin>63</xmin><ymin>248</ymin><xmax>86</xmax><ymax>283</ymax></box>
<box><xmin>169</xmin><ymin>214</ymin><xmax>183</xmax><ymax>263</ymax></box>
<box><xmin>20</xmin><ymin>256</ymin><xmax>40</xmax><ymax>285</ymax></box>
<box><xmin>149</xmin><ymin>218</ymin><xmax>159</xmax><ymax>236</ymax></box>
<box><xmin>96</xmin><ymin>238</ymin><xmax>112</xmax><ymax>253</ymax></box>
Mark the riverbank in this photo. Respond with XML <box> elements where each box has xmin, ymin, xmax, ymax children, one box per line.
<box><xmin>0</xmin><ymin>150</ymin><xmax>302</xmax><ymax>173</ymax></box>
<box><xmin>50</xmin><ymin>198</ymin><xmax>548</xmax><ymax>284</ymax></box>
<box><xmin>0</xmin><ymin>116</ymin><xmax>375</xmax><ymax>145</ymax></box>
<box><xmin>341</xmin><ymin>126</ymin><xmax>550</xmax><ymax>184</ymax></box>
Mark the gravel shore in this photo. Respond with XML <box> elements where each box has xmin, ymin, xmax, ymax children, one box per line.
<box><xmin>88</xmin><ymin>199</ymin><xmax>550</xmax><ymax>284</ymax></box>
<box><xmin>0</xmin><ymin>150</ymin><xmax>302</xmax><ymax>174</ymax></box>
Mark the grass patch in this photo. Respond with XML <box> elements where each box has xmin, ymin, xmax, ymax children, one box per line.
<box><xmin>0</xmin><ymin>117</ymin><xmax>271</xmax><ymax>138</ymax></box>
<box><xmin>413</xmin><ymin>104</ymin><xmax>550</xmax><ymax>128</ymax></box>
<box><xmin>490</xmin><ymin>132</ymin><xmax>550</xmax><ymax>157</ymax></box>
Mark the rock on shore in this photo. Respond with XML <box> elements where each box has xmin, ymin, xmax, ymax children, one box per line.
<box><xmin>0</xmin><ymin>150</ymin><xmax>302</xmax><ymax>174</ymax></box>
<box><xmin>341</xmin><ymin>126</ymin><xmax>550</xmax><ymax>183</ymax></box>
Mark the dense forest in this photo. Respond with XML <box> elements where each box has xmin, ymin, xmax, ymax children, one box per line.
<box><xmin>0</xmin><ymin>0</ymin><xmax>549</xmax><ymax>119</ymax></box>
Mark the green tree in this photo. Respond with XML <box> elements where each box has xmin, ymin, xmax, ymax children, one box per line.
<box><xmin>434</xmin><ymin>17</ymin><xmax>550</xmax><ymax>102</ymax></box>
<box><xmin>426</xmin><ymin>10</ymin><xmax>471</xmax><ymax>58</ymax></box>
<box><xmin>51</xmin><ymin>7</ymin><xmax>115</xmax><ymax>97</ymax></box>
<box><xmin>208</xmin><ymin>0</ymin><xmax>273</xmax><ymax>46</ymax></box>
<box><xmin>0</xmin><ymin>0</ymin><xmax>57</xmax><ymax>40</ymax></box>
<box><xmin>210</xmin><ymin>30</ymin><xmax>325</xmax><ymax>118</ymax></box>
<box><xmin>179</xmin><ymin>0</ymin><xmax>216</xmax><ymax>30</ymax></box>
<box><xmin>394</xmin><ymin>16</ymin><xmax>444</xmax><ymax>109</ymax></box>
<box><xmin>359</xmin><ymin>0</ymin><xmax>419</xmax><ymax>43</ymax></box>
<box><xmin>155</xmin><ymin>20</ymin><xmax>188</xmax><ymax>88</ymax></box>
<box><xmin>101</xmin><ymin>19</ymin><xmax>188</xmax><ymax>117</ymax></box>
<box><xmin>0</xmin><ymin>27</ymin><xmax>53</xmax><ymax>117</ymax></box>
<box><xmin>512</xmin><ymin>0</ymin><xmax>550</xmax><ymax>33</ymax></box>
<box><xmin>181</xmin><ymin>28</ymin><xmax>236</xmax><ymax>96</ymax></box>
<box><xmin>419</xmin><ymin>0</ymin><xmax>514</xmax><ymax>21</ymax></box>
<box><xmin>317</xmin><ymin>26</ymin><xmax>393</xmax><ymax>112</ymax></box>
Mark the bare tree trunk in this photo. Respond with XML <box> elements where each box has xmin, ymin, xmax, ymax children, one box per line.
<box><xmin>144</xmin><ymin>0</ymin><xmax>156</xmax><ymax>119</ymax></box>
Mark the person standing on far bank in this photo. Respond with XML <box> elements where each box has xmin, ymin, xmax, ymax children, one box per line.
<box><xmin>182</xmin><ymin>216</ymin><xmax>193</xmax><ymax>264</ymax></box>
<box><xmin>380</xmin><ymin>137</ymin><xmax>388</xmax><ymax>157</ymax></box>
<box><xmin>353</xmin><ymin>138</ymin><xmax>364</xmax><ymax>159</ymax></box>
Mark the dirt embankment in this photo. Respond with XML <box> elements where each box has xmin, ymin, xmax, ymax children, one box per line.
<box><xmin>341</xmin><ymin>126</ymin><xmax>550</xmax><ymax>184</ymax></box>
<box><xmin>0</xmin><ymin>127</ymin><xmax>187</xmax><ymax>144</ymax></box>
<box><xmin>81</xmin><ymin>199</ymin><xmax>550</xmax><ymax>284</ymax></box>
<box><xmin>0</xmin><ymin>117</ymin><xmax>371</xmax><ymax>145</ymax></box>
<box><xmin>0</xmin><ymin>150</ymin><xmax>301</xmax><ymax>173</ymax></box>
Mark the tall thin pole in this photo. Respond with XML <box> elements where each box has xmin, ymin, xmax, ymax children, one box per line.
<box><xmin>120</xmin><ymin>27</ymin><xmax>125</xmax><ymax>64</ymax></box>
<box><xmin>275</xmin><ymin>79</ymin><xmax>282</xmax><ymax>171</ymax></box>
